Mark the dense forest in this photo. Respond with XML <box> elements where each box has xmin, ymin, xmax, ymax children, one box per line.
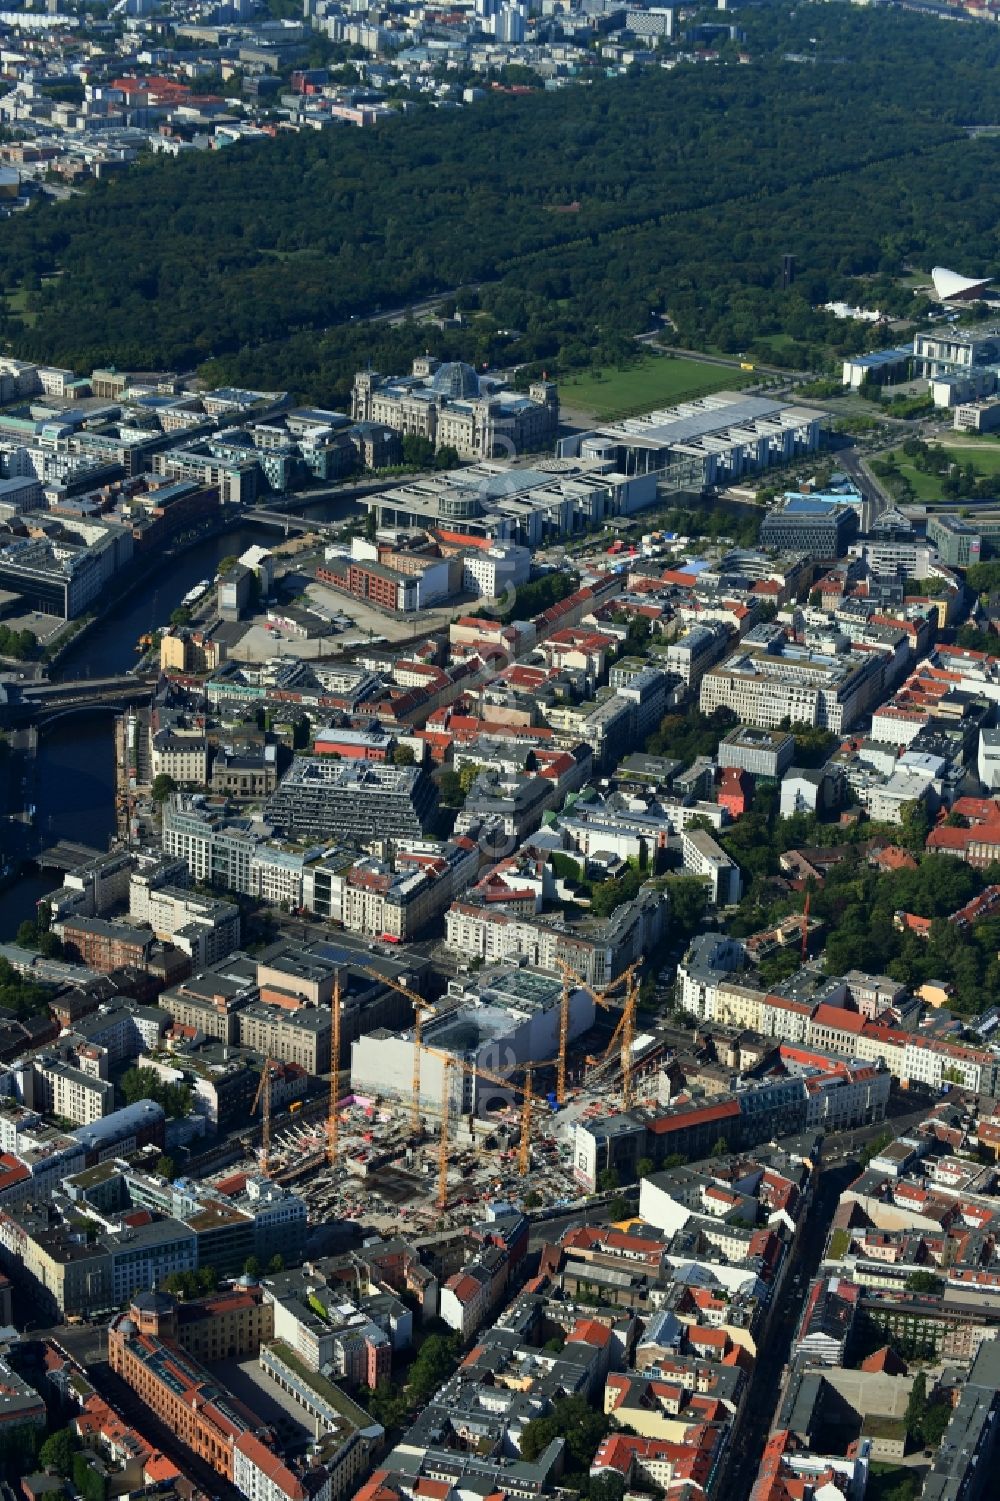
<box><xmin>1</xmin><ymin>6</ymin><xmax>1000</xmax><ymax>400</ymax></box>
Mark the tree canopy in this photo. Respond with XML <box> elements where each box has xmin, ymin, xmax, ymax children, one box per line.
<box><xmin>0</xmin><ymin>955</ymin><xmax>52</xmax><ymax>1018</ymax></box>
<box><xmin>1</xmin><ymin>10</ymin><xmax>1000</xmax><ymax>399</ymax></box>
<box><xmin>520</xmin><ymin>1393</ymin><xmax>610</xmax><ymax>1472</ymax></box>
<box><xmin>121</xmin><ymin>1065</ymin><xmax>192</xmax><ymax>1119</ymax></box>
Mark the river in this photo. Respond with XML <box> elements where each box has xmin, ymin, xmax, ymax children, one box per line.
<box><xmin>0</xmin><ymin>481</ymin><xmax>743</xmax><ymax>939</ymax></box>
<box><xmin>56</xmin><ymin>491</ymin><xmax>360</xmax><ymax>682</ymax></box>
<box><xmin>0</xmin><ymin>716</ymin><xmax>117</xmax><ymax>936</ymax></box>
<box><xmin>0</xmin><ymin>492</ymin><xmax>364</xmax><ymax>940</ymax></box>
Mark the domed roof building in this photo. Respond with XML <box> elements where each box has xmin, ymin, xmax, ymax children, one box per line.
<box><xmin>352</xmin><ymin>355</ymin><xmax>558</xmax><ymax>462</ymax></box>
<box><xmin>430</xmin><ymin>361</ymin><xmax>480</xmax><ymax>400</ymax></box>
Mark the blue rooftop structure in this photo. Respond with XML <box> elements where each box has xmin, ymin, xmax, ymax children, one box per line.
<box><xmin>852</xmin><ymin>347</ymin><xmax>912</xmax><ymax>370</ymax></box>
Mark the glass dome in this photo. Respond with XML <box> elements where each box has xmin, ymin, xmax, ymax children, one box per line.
<box><xmin>430</xmin><ymin>361</ymin><xmax>480</xmax><ymax>399</ymax></box>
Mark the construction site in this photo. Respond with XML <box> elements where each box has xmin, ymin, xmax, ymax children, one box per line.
<box><xmin>224</xmin><ymin>958</ymin><xmax>664</xmax><ymax>1237</ymax></box>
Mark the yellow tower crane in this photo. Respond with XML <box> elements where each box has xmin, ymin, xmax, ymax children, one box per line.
<box><xmin>591</xmin><ymin>963</ymin><xmax>642</xmax><ymax>1109</ymax></box>
<box><xmin>418</xmin><ymin>1042</ymin><xmax>543</xmax><ymax>1209</ymax></box>
<box><xmin>436</xmin><ymin>1055</ymin><xmax>459</xmax><ymax>1211</ymax></box>
<box><xmin>556</xmin><ymin>959</ymin><xmax>635</xmax><ymax>1101</ymax></box>
<box><xmin>618</xmin><ymin>964</ymin><xmax>641</xmax><ymax>1110</ymax></box>
<box><xmin>327</xmin><ymin>971</ymin><xmax>341</xmax><ymax>1169</ymax></box>
<box><xmin>518</xmin><ymin>1065</ymin><xmax>534</xmax><ymax>1178</ymax></box>
<box><xmin>252</xmin><ymin>1057</ymin><xmax>276</xmax><ymax>1177</ymax></box>
<box><xmin>556</xmin><ymin>967</ymin><xmax>572</xmax><ymax>1105</ymax></box>
<box><xmin>354</xmin><ymin>964</ymin><xmax>435</xmax><ymax>1138</ymax></box>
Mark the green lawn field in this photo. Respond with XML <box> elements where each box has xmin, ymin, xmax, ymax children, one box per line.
<box><xmin>889</xmin><ymin>438</ymin><xmax>1000</xmax><ymax>501</ymax></box>
<box><xmin>561</xmin><ymin>356</ymin><xmax>753</xmax><ymax>421</ymax></box>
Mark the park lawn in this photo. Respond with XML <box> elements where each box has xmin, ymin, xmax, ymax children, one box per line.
<box><xmin>895</xmin><ymin>268</ymin><xmax>934</xmax><ymax>290</ymax></box>
<box><xmin>890</xmin><ymin>440</ymin><xmax>1000</xmax><ymax>502</ymax></box>
<box><xmin>938</xmin><ymin>435</ymin><xmax>1000</xmax><ymax>463</ymax></box>
<box><xmin>562</xmin><ymin>356</ymin><xmax>752</xmax><ymax>421</ymax></box>
<box><xmin>5</xmin><ymin>287</ymin><xmax>36</xmax><ymax>328</ymax></box>
<box><xmin>888</xmin><ymin>462</ymin><xmax>952</xmax><ymax>502</ymax></box>
<box><xmin>748</xmin><ymin>332</ymin><xmax>804</xmax><ymax>366</ymax></box>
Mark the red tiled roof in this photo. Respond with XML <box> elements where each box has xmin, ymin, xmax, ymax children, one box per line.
<box><xmin>568</xmin><ymin>1318</ymin><xmax>612</xmax><ymax>1348</ymax></box>
<box><xmin>143</xmin><ymin>1455</ymin><xmax>180</xmax><ymax>1483</ymax></box>
<box><xmin>0</xmin><ymin>1156</ymin><xmax>30</xmax><ymax>1193</ymax></box>
<box><xmin>873</xmin><ymin>845</ymin><xmax>918</xmax><ymax>871</ymax></box>
<box><xmin>446</xmin><ymin>1273</ymin><xmax>482</xmax><ymax>1304</ymax></box>
<box><xmin>648</xmin><ymin>1098</ymin><xmax>741</xmax><ymax>1135</ymax></box>
<box><xmin>927</xmin><ymin>826</ymin><xmax>976</xmax><ymax>852</ymax></box>
<box><xmin>812</xmin><ymin>1003</ymin><xmax>865</xmax><ymax>1033</ymax></box>
<box><xmin>688</xmin><ymin>1326</ymin><xmax>728</xmax><ymax>1348</ymax></box>
<box><xmin>233</xmin><ymin>1433</ymin><xmax>306</xmax><ymax>1501</ymax></box>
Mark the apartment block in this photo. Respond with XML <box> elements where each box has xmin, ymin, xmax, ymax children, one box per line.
<box><xmin>28</xmin><ymin>1055</ymin><xmax>115</xmax><ymax>1125</ymax></box>
<box><xmin>444</xmin><ymin>886</ymin><xmax>667</xmax><ymax>988</ymax></box>
<box><xmin>680</xmin><ymin>828</ymin><xmax>742</xmax><ymax>907</ymax></box>
<box><xmin>340</xmin><ymin>839</ymin><xmax>478</xmax><ymax>942</ymax></box>
<box><xmin>237</xmin><ymin>1000</ymin><xmax>331</xmax><ymax>1076</ymax></box>
<box><xmin>700</xmin><ymin>640</ymin><xmax>884</xmax><ymax>733</ymax></box>
<box><xmin>664</xmin><ymin>622</ymin><xmax>732</xmax><ymax>688</ymax></box>
<box><xmin>57</xmin><ymin>917</ymin><xmax>155</xmax><ymax>974</ymax></box>
<box><xmin>131</xmin><ymin>881</ymin><xmax>241</xmax><ymax>968</ymax></box>
<box><xmin>162</xmin><ymin>795</ymin><xmax>259</xmax><ymax>894</ymax></box>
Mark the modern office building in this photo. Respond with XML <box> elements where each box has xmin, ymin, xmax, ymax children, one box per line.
<box><xmin>559</xmin><ymin>391</ymin><xmax>822</xmax><ymax>489</ymax></box>
<box><xmin>0</xmin><ymin>515</ymin><xmax>133</xmax><ymax>617</ymax></box>
<box><xmin>841</xmin><ymin>347</ymin><xmax>911</xmax><ymax>391</ymax></box>
<box><xmin>718</xmin><ymin>726</ymin><xmax>796</xmax><ymax>778</ymax></box>
<box><xmin>913</xmin><ymin>324</ymin><xmax>1000</xmax><ymax>380</ymax></box>
<box><xmin>151</xmin><ymin>442</ymin><xmax>260</xmax><ymax>504</ymax></box>
<box><xmin>759</xmin><ymin>497</ymin><xmax>859</xmax><ymax>559</ymax></box>
<box><xmin>264</xmin><ymin>759</ymin><xmax>437</xmax><ymax>841</ymax></box>
<box><xmin>362</xmin><ymin>458</ymin><xmax>657</xmax><ymax>550</ymax></box>
<box><xmin>162</xmin><ymin>796</ymin><xmax>260</xmax><ymax>894</ymax></box>
<box><xmin>927</xmin><ymin>514</ymin><xmax>982</xmax><ymax>568</ymax></box>
<box><xmin>953</xmin><ymin>399</ymin><xmax>1000</xmax><ymax>434</ymax></box>
<box><xmin>912</xmin><ymin>323</ymin><xmax>1000</xmax><ymax>404</ymax></box>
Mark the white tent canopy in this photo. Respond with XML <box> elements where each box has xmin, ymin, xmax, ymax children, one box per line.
<box><xmin>931</xmin><ymin>266</ymin><xmax>993</xmax><ymax>300</ymax></box>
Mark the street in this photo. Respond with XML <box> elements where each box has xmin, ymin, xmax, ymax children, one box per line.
<box><xmin>524</xmin><ymin>1101</ymin><xmax>920</xmax><ymax>1253</ymax></box>
<box><xmin>718</xmin><ymin>1162</ymin><xmax>858</xmax><ymax>1501</ymax></box>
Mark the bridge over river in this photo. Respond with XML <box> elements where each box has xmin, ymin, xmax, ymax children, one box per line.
<box><xmin>1</xmin><ymin>673</ymin><xmax>157</xmax><ymax>728</ymax></box>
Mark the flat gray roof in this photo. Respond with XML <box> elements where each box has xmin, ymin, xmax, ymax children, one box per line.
<box><xmin>595</xmin><ymin>393</ymin><xmax>800</xmax><ymax>449</ymax></box>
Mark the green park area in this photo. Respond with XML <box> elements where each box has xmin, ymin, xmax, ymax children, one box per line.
<box><xmin>873</xmin><ymin>436</ymin><xmax>1000</xmax><ymax>503</ymax></box>
<box><xmin>560</xmin><ymin>355</ymin><xmax>753</xmax><ymax>421</ymax></box>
